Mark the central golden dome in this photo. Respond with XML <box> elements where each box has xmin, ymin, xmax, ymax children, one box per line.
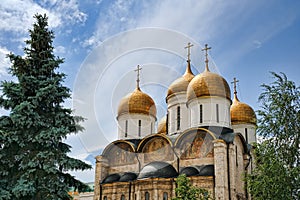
<box><xmin>230</xmin><ymin>94</ymin><xmax>256</xmax><ymax>125</ymax></box>
<box><xmin>187</xmin><ymin>69</ymin><xmax>231</xmax><ymax>102</ymax></box>
<box><xmin>167</xmin><ymin>61</ymin><xmax>194</xmax><ymax>99</ymax></box>
<box><xmin>117</xmin><ymin>87</ymin><xmax>156</xmax><ymax>118</ymax></box>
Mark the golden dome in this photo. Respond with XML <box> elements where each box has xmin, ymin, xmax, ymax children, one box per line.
<box><xmin>167</xmin><ymin>61</ymin><xmax>194</xmax><ymax>99</ymax></box>
<box><xmin>187</xmin><ymin>69</ymin><xmax>231</xmax><ymax>102</ymax></box>
<box><xmin>230</xmin><ymin>94</ymin><xmax>256</xmax><ymax>125</ymax></box>
<box><xmin>157</xmin><ymin>116</ymin><xmax>167</xmax><ymax>134</ymax></box>
<box><xmin>117</xmin><ymin>87</ymin><xmax>156</xmax><ymax>118</ymax></box>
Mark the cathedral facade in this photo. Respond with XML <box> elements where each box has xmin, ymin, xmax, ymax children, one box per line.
<box><xmin>93</xmin><ymin>44</ymin><xmax>256</xmax><ymax>200</ymax></box>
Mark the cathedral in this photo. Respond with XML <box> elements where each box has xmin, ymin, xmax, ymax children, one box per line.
<box><xmin>93</xmin><ymin>43</ymin><xmax>257</xmax><ymax>200</ymax></box>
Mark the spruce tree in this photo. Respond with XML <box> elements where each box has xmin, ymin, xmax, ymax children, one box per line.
<box><xmin>0</xmin><ymin>14</ymin><xmax>91</xmax><ymax>199</ymax></box>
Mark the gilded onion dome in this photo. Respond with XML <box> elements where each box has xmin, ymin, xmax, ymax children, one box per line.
<box><xmin>117</xmin><ymin>87</ymin><xmax>157</xmax><ymax>118</ymax></box>
<box><xmin>186</xmin><ymin>44</ymin><xmax>231</xmax><ymax>102</ymax></box>
<box><xmin>157</xmin><ymin>116</ymin><xmax>167</xmax><ymax>134</ymax></box>
<box><xmin>230</xmin><ymin>90</ymin><xmax>256</xmax><ymax>125</ymax></box>
<box><xmin>186</xmin><ymin>67</ymin><xmax>231</xmax><ymax>102</ymax></box>
<box><xmin>167</xmin><ymin>61</ymin><xmax>195</xmax><ymax>99</ymax></box>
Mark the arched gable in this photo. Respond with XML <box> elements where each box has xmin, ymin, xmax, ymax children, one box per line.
<box><xmin>137</xmin><ymin>133</ymin><xmax>174</xmax><ymax>162</ymax></box>
<box><xmin>102</xmin><ymin>140</ymin><xmax>137</xmax><ymax>166</ymax></box>
<box><xmin>234</xmin><ymin>133</ymin><xmax>249</xmax><ymax>154</ymax></box>
<box><xmin>233</xmin><ymin>133</ymin><xmax>249</xmax><ymax>196</ymax></box>
<box><xmin>175</xmin><ymin>128</ymin><xmax>216</xmax><ymax>159</ymax></box>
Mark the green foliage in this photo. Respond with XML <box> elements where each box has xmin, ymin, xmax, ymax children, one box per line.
<box><xmin>246</xmin><ymin>72</ymin><xmax>300</xmax><ymax>200</ymax></box>
<box><xmin>0</xmin><ymin>14</ymin><xmax>91</xmax><ymax>200</ymax></box>
<box><xmin>173</xmin><ymin>174</ymin><xmax>212</xmax><ymax>200</ymax></box>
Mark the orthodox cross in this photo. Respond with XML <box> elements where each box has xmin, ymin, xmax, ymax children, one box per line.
<box><xmin>184</xmin><ymin>42</ymin><xmax>194</xmax><ymax>61</ymax></box>
<box><xmin>201</xmin><ymin>44</ymin><xmax>211</xmax><ymax>70</ymax></box>
<box><xmin>134</xmin><ymin>65</ymin><xmax>142</xmax><ymax>89</ymax></box>
<box><xmin>231</xmin><ymin>77</ymin><xmax>239</xmax><ymax>95</ymax></box>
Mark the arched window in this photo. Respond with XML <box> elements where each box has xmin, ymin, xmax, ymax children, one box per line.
<box><xmin>145</xmin><ymin>191</ymin><xmax>150</xmax><ymax>200</ymax></box>
<box><xmin>163</xmin><ymin>192</ymin><xmax>168</xmax><ymax>200</ymax></box>
<box><xmin>121</xmin><ymin>194</ymin><xmax>125</xmax><ymax>200</ymax></box>
<box><xmin>236</xmin><ymin>145</ymin><xmax>238</xmax><ymax>167</ymax></box>
<box><xmin>138</xmin><ymin>120</ymin><xmax>141</xmax><ymax>137</ymax></box>
<box><xmin>200</xmin><ymin>104</ymin><xmax>203</xmax><ymax>123</ymax></box>
<box><xmin>177</xmin><ymin>106</ymin><xmax>180</xmax><ymax>130</ymax></box>
<box><xmin>125</xmin><ymin>120</ymin><xmax>128</xmax><ymax>138</ymax></box>
<box><xmin>103</xmin><ymin>196</ymin><xmax>107</xmax><ymax>200</ymax></box>
<box><xmin>245</xmin><ymin>128</ymin><xmax>248</xmax><ymax>143</ymax></box>
<box><xmin>216</xmin><ymin>104</ymin><xmax>219</xmax><ymax>123</ymax></box>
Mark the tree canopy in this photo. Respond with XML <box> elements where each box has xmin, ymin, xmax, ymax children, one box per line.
<box><xmin>246</xmin><ymin>72</ymin><xmax>300</xmax><ymax>200</ymax></box>
<box><xmin>0</xmin><ymin>14</ymin><xmax>91</xmax><ymax>200</ymax></box>
<box><xmin>173</xmin><ymin>174</ymin><xmax>211</xmax><ymax>200</ymax></box>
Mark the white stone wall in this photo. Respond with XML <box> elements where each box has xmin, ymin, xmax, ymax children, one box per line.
<box><xmin>117</xmin><ymin>113</ymin><xmax>156</xmax><ymax>140</ymax></box>
<box><xmin>167</xmin><ymin>93</ymin><xmax>190</xmax><ymax>134</ymax></box>
<box><xmin>213</xmin><ymin>139</ymin><xmax>229</xmax><ymax>200</ymax></box>
<box><xmin>232</xmin><ymin>124</ymin><xmax>256</xmax><ymax>143</ymax></box>
<box><xmin>188</xmin><ymin>97</ymin><xmax>231</xmax><ymax>128</ymax></box>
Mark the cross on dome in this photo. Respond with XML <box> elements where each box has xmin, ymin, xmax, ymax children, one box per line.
<box><xmin>134</xmin><ymin>65</ymin><xmax>142</xmax><ymax>89</ymax></box>
<box><xmin>184</xmin><ymin>42</ymin><xmax>194</xmax><ymax>62</ymax></box>
<box><xmin>231</xmin><ymin>77</ymin><xmax>239</xmax><ymax>94</ymax></box>
<box><xmin>231</xmin><ymin>77</ymin><xmax>239</xmax><ymax>100</ymax></box>
<box><xmin>201</xmin><ymin>44</ymin><xmax>211</xmax><ymax>71</ymax></box>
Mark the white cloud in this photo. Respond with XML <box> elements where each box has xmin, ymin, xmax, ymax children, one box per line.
<box><xmin>0</xmin><ymin>0</ymin><xmax>60</xmax><ymax>33</ymax></box>
<box><xmin>0</xmin><ymin>0</ymin><xmax>87</xmax><ymax>34</ymax></box>
<box><xmin>54</xmin><ymin>45</ymin><xmax>66</xmax><ymax>54</ymax></box>
<box><xmin>40</xmin><ymin>0</ymin><xmax>87</xmax><ymax>25</ymax></box>
<box><xmin>82</xmin><ymin>0</ymin><xmax>136</xmax><ymax>48</ymax></box>
<box><xmin>0</xmin><ymin>46</ymin><xmax>11</xmax><ymax>77</ymax></box>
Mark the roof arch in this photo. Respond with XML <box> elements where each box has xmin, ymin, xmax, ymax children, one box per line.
<box><xmin>175</xmin><ymin>128</ymin><xmax>216</xmax><ymax>159</ymax></box>
<box><xmin>102</xmin><ymin>140</ymin><xmax>136</xmax><ymax>156</ymax></box>
<box><xmin>138</xmin><ymin>161</ymin><xmax>178</xmax><ymax>179</ymax></box>
<box><xmin>234</xmin><ymin>132</ymin><xmax>250</xmax><ymax>154</ymax></box>
<box><xmin>180</xmin><ymin>166</ymin><xmax>199</xmax><ymax>177</ymax></box>
<box><xmin>174</xmin><ymin>127</ymin><xmax>216</xmax><ymax>147</ymax></box>
<box><xmin>137</xmin><ymin>133</ymin><xmax>173</xmax><ymax>152</ymax></box>
<box><xmin>102</xmin><ymin>140</ymin><xmax>137</xmax><ymax>166</ymax></box>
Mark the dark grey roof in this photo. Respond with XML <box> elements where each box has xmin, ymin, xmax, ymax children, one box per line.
<box><xmin>198</xmin><ymin>165</ymin><xmax>214</xmax><ymax>176</ymax></box>
<box><xmin>219</xmin><ymin>132</ymin><xmax>235</xmax><ymax>143</ymax></box>
<box><xmin>101</xmin><ymin>173</ymin><xmax>121</xmax><ymax>184</ymax></box>
<box><xmin>119</xmin><ymin>172</ymin><xmax>137</xmax><ymax>182</ymax></box>
<box><xmin>201</xmin><ymin>126</ymin><xmax>233</xmax><ymax>138</ymax></box>
<box><xmin>166</xmin><ymin>133</ymin><xmax>180</xmax><ymax>144</ymax></box>
<box><xmin>180</xmin><ymin>166</ymin><xmax>199</xmax><ymax>177</ymax></box>
<box><xmin>138</xmin><ymin>161</ymin><xmax>178</xmax><ymax>179</ymax></box>
<box><xmin>125</xmin><ymin>139</ymin><xmax>141</xmax><ymax>149</ymax></box>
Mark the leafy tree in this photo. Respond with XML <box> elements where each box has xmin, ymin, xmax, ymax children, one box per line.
<box><xmin>0</xmin><ymin>14</ymin><xmax>91</xmax><ymax>199</ymax></box>
<box><xmin>173</xmin><ymin>174</ymin><xmax>212</xmax><ymax>200</ymax></box>
<box><xmin>246</xmin><ymin>72</ymin><xmax>300</xmax><ymax>200</ymax></box>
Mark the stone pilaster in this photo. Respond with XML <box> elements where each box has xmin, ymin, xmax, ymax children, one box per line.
<box><xmin>228</xmin><ymin>143</ymin><xmax>236</xmax><ymax>200</ymax></box>
<box><xmin>213</xmin><ymin>139</ymin><xmax>229</xmax><ymax>200</ymax></box>
<box><xmin>93</xmin><ymin>155</ymin><xmax>109</xmax><ymax>200</ymax></box>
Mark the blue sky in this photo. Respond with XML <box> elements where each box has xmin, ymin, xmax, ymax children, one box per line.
<box><xmin>1</xmin><ymin>0</ymin><xmax>300</xmax><ymax>182</ymax></box>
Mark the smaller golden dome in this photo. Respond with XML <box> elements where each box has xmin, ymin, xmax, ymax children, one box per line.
<box><xmin>157</xmin><ymin>116</ymin><xmax>167</xmax><ymax>134</ymax></box>
<box><xmin>167</xmin><ymin>61</ymin><xmax>194</xmax><ymax>99</ymax></box>
<box><xmin>187</xmin><ymin>70</ymin><xmax>231</xmax><ymax>102</ymax></box>
<box><xmin>117</xmin><ymin>87</ymin><xmax>156</xmax><ymax>118</ymax></box>
<box><xmin>230</xmin><ymin>94</ymin><xmax>256</xmax><ymax>125</ymax></box>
